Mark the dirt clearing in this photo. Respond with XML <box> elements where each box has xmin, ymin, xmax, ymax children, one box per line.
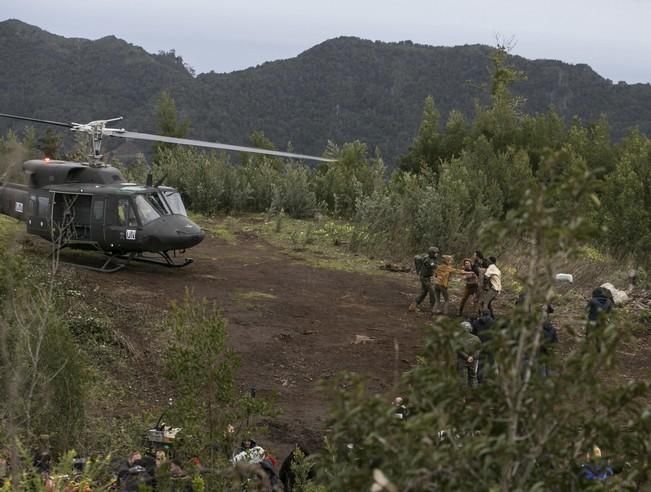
<box><xmin>59</xmin><ymin>217</ymin><xmax>431</xmax><ymax>456</ymax></box>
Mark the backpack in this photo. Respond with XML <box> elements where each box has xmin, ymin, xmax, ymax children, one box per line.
<box><xmin>587</xmin><ymin>296</ymin><xmax>613</xmax><ymax>322</ymax></box>
<box><xmin>414</xmin><ymin>254</ymin><xmax>428</xmax><ymax>275</ymax></box>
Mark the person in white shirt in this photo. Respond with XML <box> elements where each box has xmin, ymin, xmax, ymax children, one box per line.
<box><xmin>483</xmin><ymin>256</ymin><xmax>501</xmax><ymax>317</ymax></box>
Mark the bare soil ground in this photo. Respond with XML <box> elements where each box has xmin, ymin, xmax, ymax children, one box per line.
<box><xmin>53</xmin><ymin>218</ymin><xmax>436</xmax><ymax>457</ymax></box>
<box><xmin>24</xmin><ymin>215</ymin><xmax>651</xmax><ymax>459</ymax></box>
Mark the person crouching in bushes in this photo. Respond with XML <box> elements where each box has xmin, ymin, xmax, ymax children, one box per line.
<box><xmin>433</xmin><ymin>255</ymin><xmax>464</xmax><ymax>315</ymax></box>
<box><xmin>580</xmin><ymin>446</ymin><xmax>614</xmax><ymax>482</ymax></box>
<box><xmin>458</xmin><ymin>258</ymin><xmax>480</xmax><ymax>317</ymax></box>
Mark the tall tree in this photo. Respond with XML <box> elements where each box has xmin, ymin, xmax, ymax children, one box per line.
<box><xmin>154</xmin><ymin>90</ymin><xmax>190</xmax><ymax>168</ymax></box>
<box><xmin>473</xmin><ymin>44</ymin><xmax>526</xmax><ymax>152</ymax></box>
<box><xmin>399</xmin><ymin>96</ymin><xmax>442</xmax><ymax>174</ymax></box>
<box><xmin>156</xmin><ymin>90</ymin><xmax>190</xmax><ymax>138</ymax></box>
<box><xmin>36</xmin><ymin>128</ymin><xmax>64</xmax><ymax>159</ymax></box>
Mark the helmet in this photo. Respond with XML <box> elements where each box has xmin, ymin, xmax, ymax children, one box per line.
<box><xmin>428</xmin><ymin>246</ymin><xmax>439</xmax><ymax>256</ymax></box>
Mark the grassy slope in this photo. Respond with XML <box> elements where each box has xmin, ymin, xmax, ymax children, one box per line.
<box><xmin>195</xmin><ymin>213</ymin><xmax>388</xmax><ymax>275</ymax></box>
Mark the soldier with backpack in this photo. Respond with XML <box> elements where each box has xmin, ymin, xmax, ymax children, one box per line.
<box><xmin>409</xmin><ymin>246</ymin><xmax>439</xmax><ymax>312</ymax></box>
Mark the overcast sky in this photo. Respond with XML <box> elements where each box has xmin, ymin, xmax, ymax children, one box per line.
<box><xmin>3</xmin><ymin>0</ymin><xmax>650</xmax><ymax>83</ymax></box>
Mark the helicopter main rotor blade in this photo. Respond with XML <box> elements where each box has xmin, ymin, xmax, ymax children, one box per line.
<box><xmin>110</xmin><ymin>130</ymin><xmax>335</xmax><ymax>163</ymax></box>
<box><xmin>0</xmin><ymin>113</ymin><xmax>74</xmax><ymax>128</ymax></box>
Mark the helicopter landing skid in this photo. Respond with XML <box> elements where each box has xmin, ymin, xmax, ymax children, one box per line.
<box><xmin>60</xmin><ymin>253</ymin><xmax>129</xmax><ymax>273</ymax></box>
<box><xmin>120</xmin><ymin>251</ymin><xmax>194</xmax><ymax>268</ymax></box>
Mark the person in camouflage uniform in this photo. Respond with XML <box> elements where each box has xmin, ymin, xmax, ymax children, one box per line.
<box><xmin>409</xmin><ymin>246</ymin><xmax>439</xmax><ymax>312</ymax></box>
<box><xmin>456</xmin><ymin>321</ymin><xmax>481</xmax><ymax>388</ymax></box>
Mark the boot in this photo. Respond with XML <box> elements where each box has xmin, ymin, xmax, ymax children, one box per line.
<box><xmin>408</xmin><ymin>302</ymin><xmax>417</xmax><ymax>312</ymax></box>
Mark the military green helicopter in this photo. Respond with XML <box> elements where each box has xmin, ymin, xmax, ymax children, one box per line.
<box><xmin>0</xmin><ymin>113</ymin><xmax>332</xmax><ymax>272</ymax></box>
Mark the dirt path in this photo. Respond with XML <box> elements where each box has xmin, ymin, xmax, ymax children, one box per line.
<box><xmin>68</xmin><ymin>227</ymin><xmax>433</xmax><ymax>456</ymax></box>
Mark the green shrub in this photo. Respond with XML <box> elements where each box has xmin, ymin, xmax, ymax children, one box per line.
<box><xmin>316</xmin><ymin>141</ymin><xmax>385</xmax><ymax>218</ymax></box>
<box><xmin>163</xmin><ymin>291</ymin><xmax>273</xmax><ymax>466</ymax></box>
<box><xmin>271</xmin><ymin>164</ymin><xmax>317</xmax><ymax>218</ymax></box>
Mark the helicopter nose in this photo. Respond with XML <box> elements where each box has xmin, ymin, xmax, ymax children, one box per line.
<box><xmin>144</xmin><ymin>215</ymin><xmax>205</xmax><ymax>250</ymax></box>
<box><xmin>175</xmin><ymin>221</ymin><xmax>205</xmax><ymax>249</ymax></box>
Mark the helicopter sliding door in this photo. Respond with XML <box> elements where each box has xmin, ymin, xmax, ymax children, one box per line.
<box><xmin>104</xmin><ymin>196</ymin><xmax>139</xmax><ymax>252</ymax></box>
<box><xmin>25</xmin><ymin>192</ymin><xmax>51</xmax><ymax>240</ymax></box>
<box><xmin>51</xmin><ymin>192</ymin><xmax>93</xmax><ymax>245</ymax></box>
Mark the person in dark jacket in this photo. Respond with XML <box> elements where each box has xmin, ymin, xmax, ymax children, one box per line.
<box><xmin>472</xmin><ymin>311</ymin><xmax>496</xmax><ymax>384</ymax></box>
<box><xmin>539</xmin><ymin>320</ymin><xmax>559</xmax><ymax>377</ymax></box>
<box><xmin>472</xmin><ymin>250</ymin><xmax>488</xmax><ymax>275</ymax></box>
<box><xmin>585</xmin><ymin>287</ymin><xmax>614</xmax><ymax>351</ymax></box>
<box><xmin>279</xmin><ymin>445</ymin><xmax>315</xmax><ymax>492</ymax></box>
<box><xmin>587</xmin><ymin>288</ymin><xmax>614</xmax><ymax>322</ymax></box>
<box><xmin>409</xmin><ymin>246</ymin><xmax>439</xmax><ymax>312</ymax></box>
<box><xmin>472</xmin><ymin>251</ymin><xmax>488</xmax><ymax>307</ymax></box>
<box><xmin>580</xmin><ymin>446</ymin><xmax>614</xmax><ymax>482</ymax></box>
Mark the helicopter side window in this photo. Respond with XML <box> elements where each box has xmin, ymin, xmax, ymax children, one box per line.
<box><xmin>93</xmin><ymin>199</ymin><xmax>104</xmax><ymax>221</ymax></box>
<box><xmin>117</xmin><ymin>198</ymin><xmax>138</xmax><ymax>227</ymax></box>
<box><xmin>28</xmin><ymin>194</ymin><xmax>38</xmax><ymax>216</ymax></box>
<box><xmin>38</xmin><ymin>197</ymin><xmax>49</xmax><ymax>217</ymax></box>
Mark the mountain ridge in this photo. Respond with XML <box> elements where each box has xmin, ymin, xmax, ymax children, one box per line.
<box><xmin>1</xmin><ymin>19</ymin><xmax>650</xmax><ymax>164</ymax></box>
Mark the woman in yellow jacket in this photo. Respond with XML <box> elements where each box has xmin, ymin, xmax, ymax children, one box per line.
<box><xmin>433</xmin><ymin>255</ymin><xmax>465</xmax><ymax>315</ymax></box>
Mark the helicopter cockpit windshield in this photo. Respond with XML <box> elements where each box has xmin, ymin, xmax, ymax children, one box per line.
<box><xmin>158</xmin><ymin>188</ymin><xmax>187</xmax><ymax>216</ymax></box>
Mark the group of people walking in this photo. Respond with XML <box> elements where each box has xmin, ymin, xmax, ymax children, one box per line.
<box><xmin>409</xmin><ymin>247</ymin><xmax>502</xmax><ymax>317</ymax></box>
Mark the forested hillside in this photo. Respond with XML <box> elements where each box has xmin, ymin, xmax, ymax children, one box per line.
<box><xmin>1</xmin><ymin>19</ymin><xmax>651</xmax><ymax>164</ymax></box>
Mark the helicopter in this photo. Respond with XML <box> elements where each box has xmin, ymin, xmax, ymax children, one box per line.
<box><xmin>0</xmin><ymin>112</ymin><xmax>333</xmax><ymax>272</ymax></box>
